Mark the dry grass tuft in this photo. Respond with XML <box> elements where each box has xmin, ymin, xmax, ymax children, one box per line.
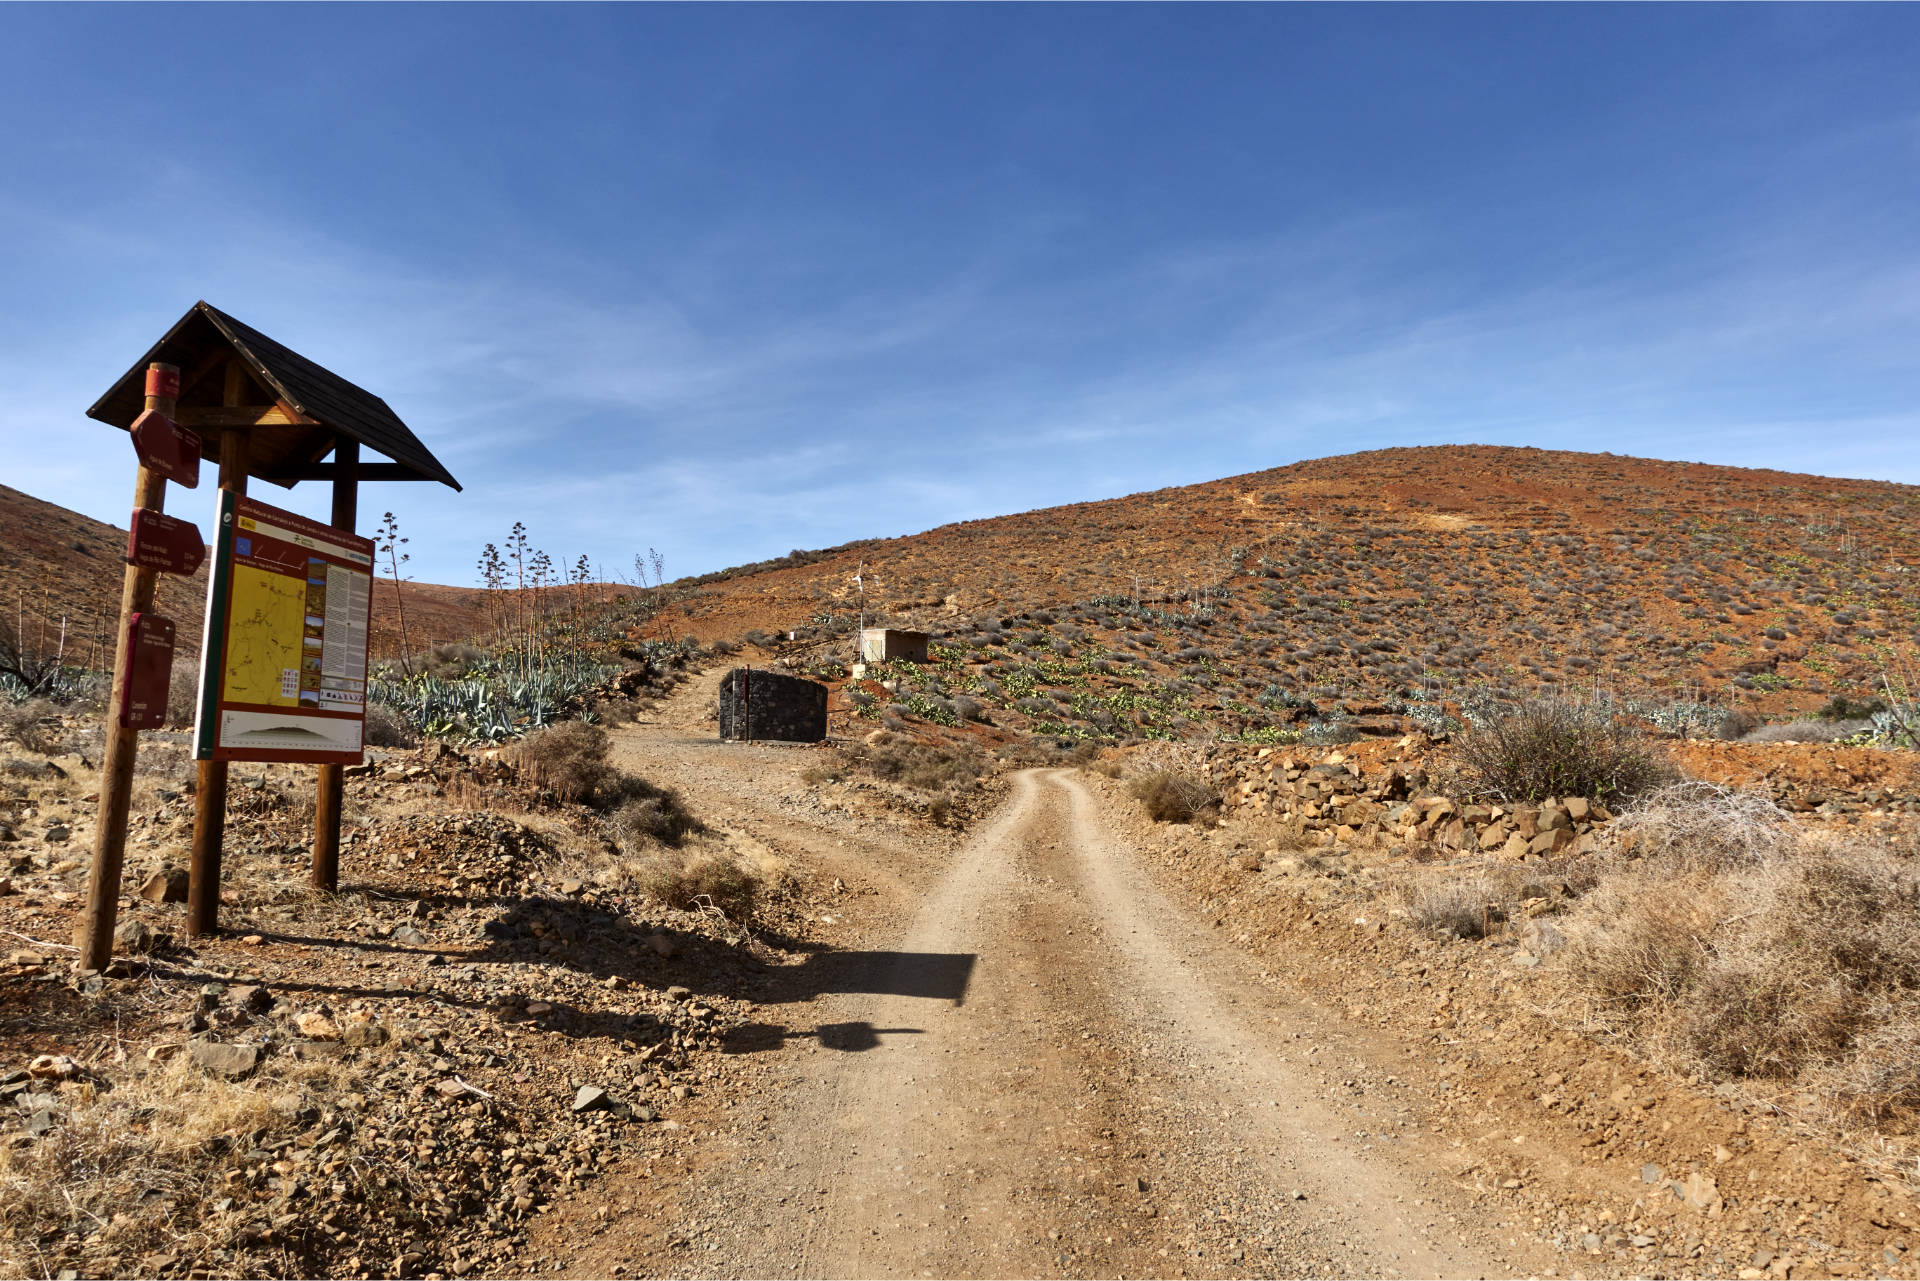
<box><xmin>1401</xmin><ymin>872</ymin><xmax>1499</xmax><ymax>939</ymax></box>
<box><xmin>0</xmin><ymin>1053</ymin><xmax>341</xmax><ymax>1277</ymax></box>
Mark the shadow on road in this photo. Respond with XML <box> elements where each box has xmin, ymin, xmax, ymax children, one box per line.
<box><xmin>722</xmin><ymin>1020</ymin><xmax>925</xmax><ymax>1054</ymax></box>
<box><xmin>793</xmin><ymin>949</ymin><xmax>976</xmax><ymax>1005</ymax></box>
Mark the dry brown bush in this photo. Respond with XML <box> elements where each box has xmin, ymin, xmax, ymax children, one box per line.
<box><xmin>363</xmin><ymin>700</ymin><xmax>420</xmax><ymax>748</ymax></box>
<box><xmin>513</xmin><ymin>720</ymin><xmax>624</xmax><ymax>806</ymax></box>
<box><xmin>635</xmin><ymin>850</ymin><xmax>759</xmax><ymax>921</ymax></box>
<box><xmin>166</xmin><ymin>654</ymin><xmax>200</xmax><ymax>728</ymax></box>
<box><xmin>609</xmin><ymin>788</ymin><xmax>696</xmax><ymax>848</ymax></box>
<box><xmin>513</xmin><ymin>723</ymin><xmax>695</xmax><ymax>844</ymax></box>
<box><xmin>0</xmin><ymin>698</ymin><xmax>57</xmax><ymax>753</ymax></box>
<box><xmin>1402</xmin><ymin>871</ymin><xmax>1498</xmax><ymax>939</ymax></box>
<box><xmin>1129</xmin><ymin>770</ymin><xmax>1221</xmax><ymax>824</ymax></box>
<box><xmin>865</xmin><ymin>739</ymin><xmax>989</xmax><ymax>792</ymax></box>
<box><xmin>1553</xmin><ymin>787</ymin><xmax>1920</xmax><ymax>1126</ymax></box>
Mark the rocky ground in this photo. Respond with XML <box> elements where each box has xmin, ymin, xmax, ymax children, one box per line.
<box><xmin>1098</xmin><ymin>773</ymin><xmax>1919</xmax><ymax>1281</ymax></box>
<box><xmin>0</xmin><ymin>675</ymin><xmax>988</xmax><ymax>1280</ymax></box>
<box><xmin>4</xmin><ymin>665</ymin><xmax>1918</xmax><ymax>1280</ymax></box>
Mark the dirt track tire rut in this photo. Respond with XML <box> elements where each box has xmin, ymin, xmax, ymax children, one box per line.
<box><xmin>609</xmin><ymin>767</ymin><xmax>1552</xmax><ymax>1279</ymax></box>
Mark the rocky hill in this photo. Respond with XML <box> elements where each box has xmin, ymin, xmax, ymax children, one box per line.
<box><xmin>673</xmin><ymin>445</ymin><xmax>1920</xmax><ymax>730</ymax></box>
<box><xmin>0</xmin><ymin>484</ymin><xmax>486</xmax><ymax>667</ymax></box>
<box><xmin>9</xmin><ymin>446</ymin><xmax>1917</xmax><ymax>730</ymax></box>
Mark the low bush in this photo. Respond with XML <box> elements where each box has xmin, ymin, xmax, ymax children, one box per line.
<box><xmin>1741</xmin><ymin>717</ymin><xmax>1872</xmax><ymax>744</ymax></box>
<box><xmin>1557</xmin><ymin>787</ymin><xmax>1920</xmax><ymax>1125</ymax></box>
<box><xmin>609</xmin><ymin>786</ymin><xmax>696</xmax><ymax>848</ymax></box>
<box><xmin>866</xmin><ymin>740</ymin><xmax>989</xmax><ymax>792</ymax></box>
<box><xmin>165</xmin><ymin>655</ymin><xmax>200</xmax><ymax>728</ymax></box>
<box><xmin>1403</xmin><ymin>873</ymin><xmax>1496</xmax><ymax>939</ymax></box>
<box><xmin>0</xmin><ymin>699</ymin><xmax>57</xmax><ymax>753</ymax></box>
<box><xmin>362</xmin><ymin>701</ymin><xmax>419</xmax><ymax>749</ymax></box>
<box><xmin>514</xmin><ymin>722</ymin><xmax>698</xmax><ymax>843</ymax></box>
<box><xmin>636</xmin><ymin>851</ymin><xmax>758</xmax><ymax>920</ymax></box>
<box><xmin>410</xmin><ymin>642</ymin><xmax>485</xmax><ymax>679</ymax></box>
<box><xmin>514</xmin><ymin>720</ymin><xmax>624</xmax><ymax>805</ymax></box>
<box><xmin>1456</xmin><ymin>698</ymin><xmax>1672</xmax><ymax>803</ymax></box>
<box><xmin>1129</xmin><ymin>770</ymin><xmax>1221</xmax><ymax>824</ymax></box>
<box><xmin>1820</xmin><ymin>694</ymin><xmax>1887</xmax><ymax>721</ymax></box>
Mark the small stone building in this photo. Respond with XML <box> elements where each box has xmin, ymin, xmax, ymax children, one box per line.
<box><xmin>859</xmin><ymin>628</ymin><xmax>930</xmax><ymax>663</ymax></box>
<box><xmin>718</xmin><ymin>668</ymin><xmax>828</xmax><ymax>743</ymax></box>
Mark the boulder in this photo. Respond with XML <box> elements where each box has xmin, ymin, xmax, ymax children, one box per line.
<box><xmin>342</xmin><ymin>1020</ymin><xmax>389</xmax><ymax>1048</ymax></box>
<box><xmin>189</xmin><ymin>1040</ymin><xmax>260</xmax><ymax>1078</ymax></box>
<box><xmin>1528</xmin><ymin>828</ymin><xmax>1574</xmax><ymax>857</ymax></box>
<box><xmin>138</xmin><ymin>867</ymin><xmax>189</xmax><ymax>904</ymax></box>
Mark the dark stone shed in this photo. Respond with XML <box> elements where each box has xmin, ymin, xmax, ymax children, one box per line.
<box><xmin>718</xmin><ymin>669</ymin><xmax>828</xmax><ymax>743</ymax></box>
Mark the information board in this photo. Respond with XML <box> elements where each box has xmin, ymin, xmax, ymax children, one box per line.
<box><xmin>193</xmin><ymin>491</ymin><xmax>374</xmax><ymax>763</ymax></box>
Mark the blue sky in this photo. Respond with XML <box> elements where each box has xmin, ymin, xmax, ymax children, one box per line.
<box><xmin>3</xmin><ymin>5</ymin><xmax>1917</xmax><ymax>586</ymax></box>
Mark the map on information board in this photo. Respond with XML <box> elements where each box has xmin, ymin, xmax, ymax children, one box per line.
<box><xmin>193</xmin><ymin>490</ymin><xmax>375</xmax><ymax>763</ymax></box>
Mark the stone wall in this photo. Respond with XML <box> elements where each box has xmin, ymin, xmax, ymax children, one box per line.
<box><xmin>718</xmin><ymin>669</ymin><xmax>828</xmax><ymax>743</ymax></box>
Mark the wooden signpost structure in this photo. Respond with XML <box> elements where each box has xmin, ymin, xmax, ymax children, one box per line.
<box><xmin>78</xmin><ymin>302</ymin><xmax>460</xmax><ymax>969</ymax></box>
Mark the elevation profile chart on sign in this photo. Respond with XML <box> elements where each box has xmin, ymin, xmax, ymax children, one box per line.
<box><xmin>193</xmin><ymin>491</ymin><xmax>374</xmax><ymax>763</ymax></box>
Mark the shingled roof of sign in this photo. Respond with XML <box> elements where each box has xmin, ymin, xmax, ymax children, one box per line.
<box><xmin>86</xmin><ymin>300</ymin><xmax>461</xmax><ymax>491</ymax></box>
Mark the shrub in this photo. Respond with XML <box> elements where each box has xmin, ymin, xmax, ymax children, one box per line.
<box><xmin>637</xmin><ymin>851</ymin><xmax>758</xmax><ymax>920</ymax></box>
<box><xmin>406</xmin><ymin>642</ymin><xmax>485</xmax><ymax>679</ymax></box>
<box><xmin>1550</xmin><ymin>787</ymin><xmax>1920</xmax><ymax>1123</ymax></box>
<box><xmin>866</xmin><ymin>740</ymin><xmax>988</xmax><ymax>792</ymax></box>
<box><xmin>1820</xmin><ymin>694</ymin><xmax>1887</xmax><ymax>721</ymax></box>
<box><xmin>609</xmin><ymin>785</ymin><xmax>696</xmax><ymax>848</ymax></box>
<box><xmin>166</xmin><ymin>655</ymin><xmax>200</xmax><ymax>728</ymax></box>
<box><xmin>1612</xmin><ymin>782</ymin><xmax>1793</xmax><ymax>870</ymax></box>
<box><xmin>1741</xmin><ymin>718</ymin><xmax>1872</xmax><ymax>745</ymax></box>
<box><xmin>1455</xmin><ymin>698</ymin><xmax>1672</xmax><ymax>803</ymax></box>
<box><xmin>514</xmin><ymin>722</ymin><xmax>696</xmax><ymax>837</ymax></box>
<box><xmin>1129</xmin><ymin>770</ymin><xmax>1221</xmax><ymax>824</ymax></box>
<box><xmin>363</xmin><ymin>701</ymin><xmax>419</xmax><ymax>749</ymax></box>
<box><xmin>0</xmin><ymin>699</ymin><xmax>57</xmax><ymax>753</ymax></box>
<box><xmin>1403</xmin><ymin>873</ymin><xmax>1496</xmax><ymax>939</ymax></box>
<box><xmin>514</xmin><ymin>720</ymin><xmax>623</xmax><ymax>805</ymax></box>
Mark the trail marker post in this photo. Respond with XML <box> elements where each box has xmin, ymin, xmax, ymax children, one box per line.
<box><xmin>79</xmin><ymin>362</ymin><xmax>196</xmax><ymax>972</ymax></box>
<box><xmin>80</xmin><ymin>302</ymin><xmax>461</xmax><ymax>948</ymax></box>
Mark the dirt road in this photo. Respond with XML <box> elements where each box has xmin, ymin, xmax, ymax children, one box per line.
<box><xmin>555</xmin><ymin>734</ymin><xmax>1556</xmax><ymax>1278</ymax></box>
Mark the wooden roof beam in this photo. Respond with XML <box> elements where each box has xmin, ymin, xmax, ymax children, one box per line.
<box><xmin>176</xmin><ymin>403</ymin><xmax>321</xmax><ymax>428</ymax></box>
<box><xmin>255</xmin><ymin>462</ymin><xmax>436</xmax><ymax>483</ymax></box>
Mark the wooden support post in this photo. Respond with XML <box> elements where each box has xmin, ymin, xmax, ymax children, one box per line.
<box><xmin>313</xmin><ymin>437</ymin><xmax>358</xmax><ymax>892</ymax></box>
<box><xmin>78</xmin><ymin>363</ymin><xmax>176</xmax><ymax>973</ymax></box>
<box><xmin>188</xmin><ymin>362</ymin><xmax>253</xmax><ymax>937</ymax></box>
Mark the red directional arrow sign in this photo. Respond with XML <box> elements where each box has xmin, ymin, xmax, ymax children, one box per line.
<box><xmin>128</xmin><ymin>409</ymin><xmax>202</xmax><ymax>488</ymax></box>
<box><xmin>125</xmin><ymin>508</ymin><xmax>206</xmax><ymax>576</ymax></box>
